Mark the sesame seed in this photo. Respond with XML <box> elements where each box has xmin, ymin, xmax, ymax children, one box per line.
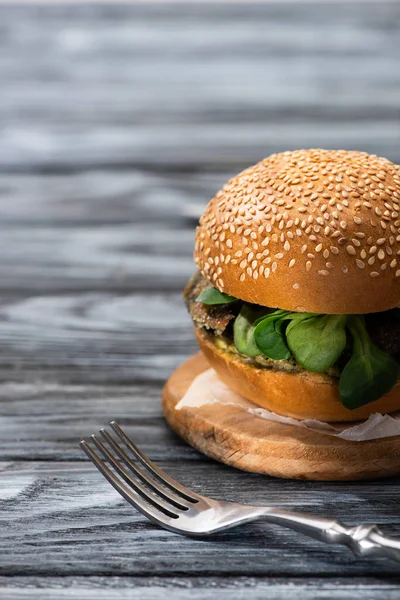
<box><xmin>292</xmin><ymin>283</ymin><xmax>300</xmax><ymax>289</ymax></box>
<box><xmin>196</xmin><ymin>150</ymin><xmax>400</xmax><ymax>286</ymax></box>
<box><xmin>306</xmin><ymin>261</ymin><xmax>312</xmax><ymax>272</ymax></box>
<box><xmin>318</xmin><ymin>270</ymin><xmax>329</xmax><ymax>276</ymax></box>
<box><xmin>370</xmin><ymin>272</ymin><xmax>380</xmax><ymax>278</ymax></box>
<box><xmin>289</xmin><ymin>259</ymin><xmax>296</xmax><ymax>268</ymax></box>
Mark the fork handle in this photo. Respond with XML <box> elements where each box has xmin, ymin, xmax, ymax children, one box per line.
<box><xmin>260</xmin><ymin>508</ymin><xmax>400</xmax><ymax>562</ymax></box>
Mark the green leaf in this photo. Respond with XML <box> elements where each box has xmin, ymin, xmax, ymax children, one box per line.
<box><xmin>339</xmin><ymin>316</ymin><xmax>399</xmax><ymax>409</ymax></box>
<box><xmin>196</xmin><ymin>287</ymin><xmax>238</xmax><ymax>305</ymax></box>
<box><xmin>286</xmin><ymin>314</ymin><xmax>347</xmax><ymax>372</ymax></box>
<box><xmin>233</xmin><ymin>305</ymin><xmax>268</xmax><ymax>357</ymax></box>
<box><xmin>283</xmin><ymin>312</ymin><xmax>316</xmax><ymax>335</ymax></box>
<box><xmin>253</xmin><ymin>313</ymin><xmax>291</xmax><ymax>360</ymax></box>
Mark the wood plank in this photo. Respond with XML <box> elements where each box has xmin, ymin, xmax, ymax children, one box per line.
<box><xmin>0</xmin><ymin>380</ymin><xmax>200</xmax><ymax>460</ymax></box>
<box><xmin>0</xmin><ymin>171</ymin><xmax>222</xmax><ymax>224</ymax></box>
<box><xmin>1</xmin><ymin>576</ymin><xmax>400</xmax><ymax>600</ymax></box>
<box><xmin>0</xmin><ymin>291</ymin><xmax>197</xmax><ymax>387</ymax></box>
<box><xmin>0</xmin><ymin>3</ymin><xmax>400</xmax><ymax>170</ymax></box>
<box><xmin>0</xmin><ymin>169</ymin><xmax>209</xmax><ymax>293</ymax></box>
<box><xmin>0</xmin><ymin>225</ymin><xmax>194</xmax><ymax>292</ymax></box>
<box><xmin>1</xmin><ymin>461</ymin><xmax>400</xmax><ymax>577</ymax></box>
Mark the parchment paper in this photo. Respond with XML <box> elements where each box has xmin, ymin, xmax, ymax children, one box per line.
<box><xmin>176</xmin><ymin>368</ymin><xmax>400</xmax><ymax>442</ymax></box>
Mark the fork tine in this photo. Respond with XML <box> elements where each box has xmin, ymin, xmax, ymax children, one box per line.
<box><xmin>80</xmin><ymin>440</ymin><xmax>178</xmax><ymax>525</ymax></box>
<box><xmin>110</xmin><ymin>421</ymin><xmax>198</xmax><ymax>503</ymax></box>
<box><xmin>99</xmin><ymin>428</ymin><xmax>191</xmax><ymax>510</ymax></box>
<box><xmin>89</xmin><ymin>435</ymin><xmax>181</xmax><ymax>517</ymax></box>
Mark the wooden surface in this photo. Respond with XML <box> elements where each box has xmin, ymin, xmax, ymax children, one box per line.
<box><xmin>163</xmin><ymin>353</ymin><xmax>400</xmax><ymax>481</ymax></box>
<box><xmin>1</xmin><ymin>2</ymin><xmax>400</xmax><ymax>598</ymax></box>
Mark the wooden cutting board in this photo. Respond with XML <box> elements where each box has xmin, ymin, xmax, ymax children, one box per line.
<box><xmin>162</xmin><ymin>353</ymin><xmax>400</xmax><ymax>480</ymax></box>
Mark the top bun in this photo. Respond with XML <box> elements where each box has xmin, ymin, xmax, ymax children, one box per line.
<box><xmin>194</xmin><ymin>149</ymin><xmax>400</xmax><ymax>314</ymax></box>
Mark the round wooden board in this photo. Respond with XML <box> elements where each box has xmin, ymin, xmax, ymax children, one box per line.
<box><xmin>162</xmin><ymin>353</ymin><xmax>400</xmax><ymax>480</ymax></box>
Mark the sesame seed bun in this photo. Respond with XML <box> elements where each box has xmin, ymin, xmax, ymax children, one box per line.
<box><xmin>194</xmin><ymin>149</ymin><xmax>400</xmax><ymax>314</ymax></box>
<box><xmin>196</xmin><ymin>327</ymin><xmax>400</xmax><ymax>422</ymax></box>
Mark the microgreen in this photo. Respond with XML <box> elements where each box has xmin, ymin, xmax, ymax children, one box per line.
<box><xmin>193</xmin><ymin>284</ymin><xmax>399</xmax><ymax>409</ymax></box>
<box><xmin>196</xmin><ymin>287</ymin><xmax>238</xmax><ymax>305</ymax></box>
<box><xmin>285</xmin><ymin>314</ymin><xmax>348</xmax><ymax>373</ymax></box>
<box><xmin>253</xmin><ymin>310</ymin><xmax>292</xmax><ymax>360</ymax></box>
<box><xmin>233</xmin><ymin>305</ymin><xmax>268</xmax><ymax>357</ymax></box>
<box><xmin>339</xmin><ymin>316</ymin><xmax>399</xmax><ymax>409</ymax></box>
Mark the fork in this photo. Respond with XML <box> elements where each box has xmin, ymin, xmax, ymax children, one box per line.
<box><xmin>80</xmin><ymin>421</ymin><xmax>400</xmax><ymax>563</ymax></box>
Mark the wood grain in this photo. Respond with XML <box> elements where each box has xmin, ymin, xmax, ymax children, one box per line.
<box><xmin>0</xmin><ymin>380</ymin><xmax>199</xmax><ymax>461</ymax></box>
<box><xmin>163</xmin><ymin>353</ymin><xmax>400</xmax><ymax>480</ymax></box>
<box><xmin>1</xmin><ymin>461</ymin><xmax>400</xmax><ymax>577</ymax></box>
<box><xmin>1</xmin><ymin>1</ymin><xmax>400</xmax><ymax>596</ymax></box>
<box><xmin>1</xmin><ymin>4</ymin><xmax>400</xmax><ymax>171</ymax></box>
<box><xmin>1</xmin><ymin>576</ymin><xmax>400</xmax><ymax>600</ymax></box>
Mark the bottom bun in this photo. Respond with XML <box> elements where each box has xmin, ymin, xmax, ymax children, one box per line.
<box><xmin>195</xmin><ymin>327</ymin><xmax>400</xmax><ymax>423</ymax></box>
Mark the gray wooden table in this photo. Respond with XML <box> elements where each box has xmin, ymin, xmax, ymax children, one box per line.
<box><xmin>1</xmin><ymin>2</ymin><xmax>400</xmax><ymax>598</ymax></box>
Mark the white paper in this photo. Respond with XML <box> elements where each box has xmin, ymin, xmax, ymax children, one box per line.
<box><xmin>176</xmin><ymin>368</ymin><xmax>400</xmax><ymax>442</ymax></box>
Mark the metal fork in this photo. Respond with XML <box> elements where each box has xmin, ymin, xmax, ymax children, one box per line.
<box><xmin>80</xmin><ymin>422</ymin><xmax>400</xmax><ymax>563</ymax></box>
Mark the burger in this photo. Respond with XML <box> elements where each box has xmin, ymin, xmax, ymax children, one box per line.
<box><xmin>184</xmin><ymin>149</ymin><xmax>400</xmax><ymax>423</ymax></box>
